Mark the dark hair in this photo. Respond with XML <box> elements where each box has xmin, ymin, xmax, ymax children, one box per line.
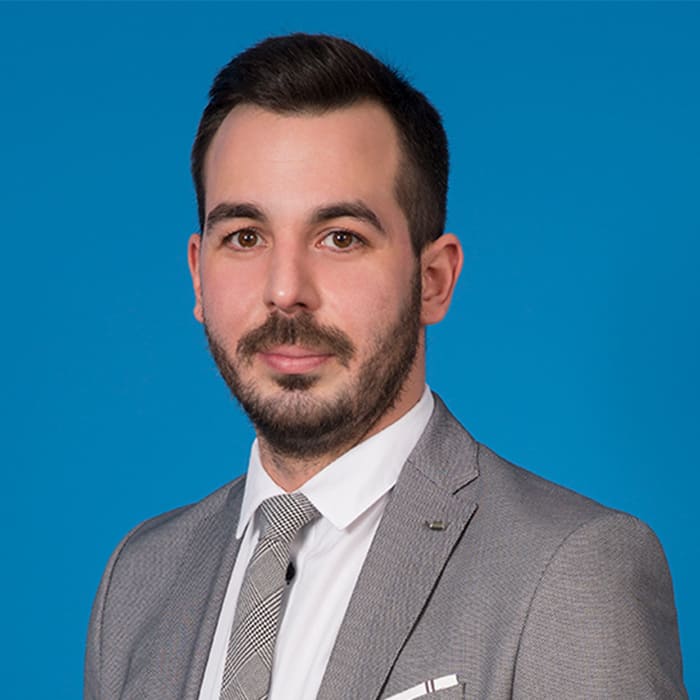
<box><xmin>191</xmin><ymin>33</ymin><xmax>448</xmax><ymax>254</ymax></box>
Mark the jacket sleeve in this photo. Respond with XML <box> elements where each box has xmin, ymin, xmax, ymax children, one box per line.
<box><xmin>513</xmin><ymin>512</ymin><xmax>687</xmax><ymax>698</ymax></box>
<box><xmin>84</xmin><ymin>521</ymin><xmax>148</xmax><ymax>700</ymax></box>
<box><xmin>85</xmin><ymin>544</ymin><xmax>118</xmax><ymax>699</ymax></box>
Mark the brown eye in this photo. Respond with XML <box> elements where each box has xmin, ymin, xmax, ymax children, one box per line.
<box><xmin>331</xmin><ymin>231</ymin><xmax>353</xmax><ymax>248</ymax></box>
<box><xmin>324</xmin><ymin>230</ymin><xmax>361</xmax><ymax>251</ymax></box>
<box><xmin>234</xmin><ymin>230</ymin><xmax>260</xmax><ymax>248</ymax></box>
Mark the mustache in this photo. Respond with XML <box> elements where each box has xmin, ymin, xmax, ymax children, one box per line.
<box><xmin>236</xmin><ymin>312</ymin><xmax>356</xmax><ymax>367</ymax></box>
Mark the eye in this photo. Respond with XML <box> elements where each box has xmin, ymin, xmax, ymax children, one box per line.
<box><xmin>322</xmin><ymin>230</ymin><xmax>363</xmax><ymax>251</ymax></box>
<box><xmin>226</xmin><ymin>229</ymin><xmax>262</xmax><ymax>249</ymax></box>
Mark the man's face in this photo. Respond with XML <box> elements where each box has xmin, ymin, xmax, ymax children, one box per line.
<box><xmin>188</xmin><ymin>103</ymin><xmax>426</xmax><ymax>460</ymax></box>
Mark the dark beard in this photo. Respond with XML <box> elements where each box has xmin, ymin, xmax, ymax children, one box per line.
<box><xmin>204</xmin><ymin>270</ymin><xmax>422</xmax><ymax>460</ymax></box>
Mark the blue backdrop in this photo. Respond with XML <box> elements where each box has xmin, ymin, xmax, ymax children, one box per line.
<box><xmin>3</xmin><ymin>2</ymin><xmax>698</xmax><ymax>697</ymax></box>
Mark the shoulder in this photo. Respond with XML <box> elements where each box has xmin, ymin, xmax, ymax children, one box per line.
<box><xmin>103</xmin><ymin>476</ymin><xmax>245</xmax><ymax>584</ymax></box>
<box><xmin>90</xmin><ymin>476</ymin><xmax>245</xmax><ymax>611</ymax></box>
<box><xmin>507</xmin><ymin>467</ymin><xmax>685</xmax><ymax>695</ymax></box>
<box><xmin>478</xmin><ymin>440</ymin><xmax>618</xmax><ymax>532</ymax></box>
<box><xmin>427</xmin><ymin>394</ymin><xmax>641</xmax><ymax>543</ymax></box>
<box><xmin>477</xmin><ymin>439</ymin><xmax>673</xmax><ymax>617</ymax></box>
<box><xmin>427</xmin><ymin>399</ymin><xmax>686</xmax><ymax>696</ymax></box>
<box><xmin>463</xmin><ymin>422</ymin><xmax>668</xmax><ymax>587</ymax></box>
<box><xmin>85</xmin><ymin>476</ymin><xmax>246</xmax><ymax>697</ymax></box>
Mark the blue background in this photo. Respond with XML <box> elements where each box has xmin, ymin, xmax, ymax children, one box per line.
<box><xmin>2</xmin><ymin>2</ymin><xmax>698</xmax><ymax>697</ymax></box>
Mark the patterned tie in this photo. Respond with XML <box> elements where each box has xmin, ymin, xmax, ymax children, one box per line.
<box><xmin>220</xmin><ymin>493</ymin><xmax>320</xmax><ymax>700</ymax></box>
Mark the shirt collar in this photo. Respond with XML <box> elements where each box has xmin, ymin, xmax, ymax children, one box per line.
<box><xmin>236</xmin><ymin>386</ymin><xmax>434</xmax><ymax>538</ymax></box>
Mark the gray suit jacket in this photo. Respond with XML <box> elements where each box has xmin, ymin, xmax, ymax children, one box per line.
<box><xmin>85</xmin><ymin>396</ymin><xmax>687</xmax><ymax>699</ymax></box>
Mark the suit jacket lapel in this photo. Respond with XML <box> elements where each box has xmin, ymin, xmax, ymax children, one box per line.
<box><xmin>139</xmin><ymin>480</ymin><xmax>246</xmax><ymax>700</ymax></box>
<box><xmin>317</xmin><ymin>396</ymin><xmax>480</xmax><ymax>700</ymax></box>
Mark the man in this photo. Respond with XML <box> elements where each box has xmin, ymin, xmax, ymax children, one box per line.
<box><xmin>85</xmin><ymin>34</ymin><xmax>686</xmax><ymax>699</ymax></box>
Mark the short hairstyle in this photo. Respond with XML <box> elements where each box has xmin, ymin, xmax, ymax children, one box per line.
<box><xmin>191</xmin><ymin>33</ymin><xmax>448</xmax><ymax>254</ymax></box>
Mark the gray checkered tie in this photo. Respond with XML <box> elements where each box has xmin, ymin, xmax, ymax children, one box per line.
<box><xmin>219</xmin><ymin>493</ymin><xmax>320</xmax><ymax>700</ymax></box>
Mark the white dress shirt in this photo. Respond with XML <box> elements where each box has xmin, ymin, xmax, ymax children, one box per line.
<box><xmin>198</xmin><ymin>386</ymin><xmax>434</xmax><ymax>700</ymax></box>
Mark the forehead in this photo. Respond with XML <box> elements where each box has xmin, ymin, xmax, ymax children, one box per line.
<box><xmin>202</xmin><ymin>102</ymin><xmax>403</xmax><ymax>212</ymax></box>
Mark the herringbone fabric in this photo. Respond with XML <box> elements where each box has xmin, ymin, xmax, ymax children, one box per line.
<box><xmin>219</xmin><ymin>493</ymin><xmax>319</xmax><ymax>700</ymax></box>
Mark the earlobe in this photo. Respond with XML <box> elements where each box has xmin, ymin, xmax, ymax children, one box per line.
<box><xmin>187</xmin><ymin>233</ymin><xmax>204</xmax><ymax>323</ymax></box>
<box><xmin>420</xmin><ymin>233</ymin><xmax>463</xmax><ymax>326</ymax></box>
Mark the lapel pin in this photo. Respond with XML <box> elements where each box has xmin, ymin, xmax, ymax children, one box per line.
<box><xmin>425</xmin><ymin>520</ymin><xmax>447</xmax><ymax>531</ymax></box>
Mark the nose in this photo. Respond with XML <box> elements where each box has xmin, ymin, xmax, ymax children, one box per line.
<box><xmin>263</xmin><ymin>244</ymin><xmax>321</xmax><ymax>315</ymax></box>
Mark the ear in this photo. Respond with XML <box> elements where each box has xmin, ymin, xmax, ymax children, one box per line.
<box><xmin>420</xmin><ymin>233</ymin><xmax>463</xmax><ymax>325</ymax></box>
<box><xmin>187</xmin><ymin>233</ymin><xmax>204</xmax><ymax>323</ymax></box>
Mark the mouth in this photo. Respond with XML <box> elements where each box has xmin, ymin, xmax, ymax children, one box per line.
<box><xmin>258</xmin><ymin>345</ymin><xmax>334</xmax><ymax>374</ymax></box>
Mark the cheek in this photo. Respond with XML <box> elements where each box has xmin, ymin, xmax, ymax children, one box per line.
<box><xmin>321</xmin><ymin>268</ymin><xmax>409</xmax><ymax>336</ymax></box>
<box><xmin>200</xmin><ymin>265</ymin><xmax>260</xmax><ymax>332</ymax></box>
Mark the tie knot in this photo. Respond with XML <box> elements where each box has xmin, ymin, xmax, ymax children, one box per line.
<box><xmin>258</xmin><ymin>493</ymin><xmax>320</xmax><ymax>543</ymax></box>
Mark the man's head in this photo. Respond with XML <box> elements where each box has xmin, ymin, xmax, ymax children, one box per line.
<box><xmin>188</xmin><ymin>35</ymin><xmax>462</xmax><ymax>472</ymax></box>
<box><xmin>191</xmin><ymin>33</ymin><xmax>448</xmax><ymax>256</ymax></box>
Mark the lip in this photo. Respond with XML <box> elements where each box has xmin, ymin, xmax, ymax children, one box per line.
<box><xmin>258</xmin><ymin>345</ymin><xmax>333</xmax><ymax>374</ymax></box>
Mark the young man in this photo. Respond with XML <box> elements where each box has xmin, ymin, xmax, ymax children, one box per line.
<box><xmin>85</xmin><ymin>34</ymin><xmax>686</xmax><ymax>699</ymax></box>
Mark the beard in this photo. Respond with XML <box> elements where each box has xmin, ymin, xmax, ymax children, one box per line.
<box><xmin>204</xmin><ymin>270</ymin><xmax>422</xmax><ymax>460</ymax></box>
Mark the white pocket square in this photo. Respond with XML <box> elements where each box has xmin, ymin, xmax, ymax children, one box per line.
<box><xmin>385</xmin><ymin>674</ymin><xmax>460</xmax><ymax>700</ymax></box>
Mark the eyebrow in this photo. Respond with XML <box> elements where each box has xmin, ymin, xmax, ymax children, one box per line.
<box><xmin>203</xmin><ymin>199</ymin><xmax>386</xmax><ymax>235</ymax></box>
<box><xmin>311</xmin><ymin>201</ymin><xmax>385</xmax><ymax>234</ymax></box>
<box><xmin>205</xmin><ymin>202</ymin><xmax>267</xmax><ymax>234</ymax></box>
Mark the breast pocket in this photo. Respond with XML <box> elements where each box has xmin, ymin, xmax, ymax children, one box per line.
<box><xmin>423</xmin><ymin>685</ymin><xmax>465</xmax><ymax>699</ymax></box>
<box><xmin>384</xmin><ymin>682</ymin><xmax>466</xmax><ymax>700</ymax></box>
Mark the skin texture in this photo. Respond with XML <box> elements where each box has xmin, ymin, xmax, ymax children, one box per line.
<box><xmin>188</xmin><ymin>103</ymin><xmax>463</xmax><ymax>490</ymax></box>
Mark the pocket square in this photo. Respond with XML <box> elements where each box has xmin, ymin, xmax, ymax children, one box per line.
<box><xmin>385</xmin><ymin>674</ymin><xmax>460</xmax><ymax>700</ymax></box>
